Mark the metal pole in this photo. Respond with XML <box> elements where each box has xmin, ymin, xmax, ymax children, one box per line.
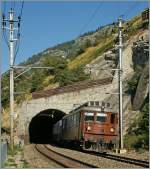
<box><xmin>118</xmin><ymin>17</ymin><xmax>123</xmax><ymax>150</ymax></box>
<box><xmin>9</xmin><ymin>8</ymin><xmax>14</xmax><ymax>151</ymax></box>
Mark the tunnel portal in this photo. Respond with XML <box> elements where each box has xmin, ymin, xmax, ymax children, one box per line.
<box><xmin>29</xmin><ymin>109</ymin><xmax>65</xmax><ymax>144</ymax></box>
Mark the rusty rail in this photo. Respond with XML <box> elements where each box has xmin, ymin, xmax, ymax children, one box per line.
<box><xmin>35</xmin><ymin>144</ymin><xmax>97</xmax><ymax>168</ymax></box>
<box><xmin>82</xmin><ymin>150</ymin><xmax>149</xmax><ymax>168</ymax></box>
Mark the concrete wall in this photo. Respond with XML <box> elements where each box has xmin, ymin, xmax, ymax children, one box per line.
<box><xmin>17</xmin><ymin>83</ymin><xmax>112</xmax><ymax>136</ymax></box>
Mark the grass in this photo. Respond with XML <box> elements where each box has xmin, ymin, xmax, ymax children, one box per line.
<box><xmin>124</xmin><ymin>134</ymin><xmax>148</xmax><ymax>152</ymax></box>
<box><xmin>7</xmin><ymin>145</ymin><xmax>23</xmax><ymax>156</ymax></box>
<box><xmin>4</xmin><ymin>158</ymin><xmax>15</xmax><ymax>167</ymax></box>
<box><xmin>4</xmin><ymin>145</ymin><xmax>30</xmax><ymax>168</ymax></box>
<box><xmin>42</xmin><ymin>75</ymin><xmax>54</xmax><ymax>86</ymax></box>
<box><xmin>125</xmin><ymin>15</ymin><xmax>143</xmax><ymax>38</ymax></box>
<box><xmin>22</xmin><ymin>160</ymin><xmax>30</xmax><ymax>168</ymax></box>
<box><xmin>68</xmin><ymin>36</ymin><xmax>114</xmax><ymax>70</ymax></box>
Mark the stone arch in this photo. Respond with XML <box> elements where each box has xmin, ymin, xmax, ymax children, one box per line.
<box><xmin>28</xmin><ymin>109</ymin><xmax>66</xmax><ymax>144</ymax></box>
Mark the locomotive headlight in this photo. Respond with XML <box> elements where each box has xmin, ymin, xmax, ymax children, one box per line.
<box><xmin>110</xmin><ymin>128</ymin><xmax>115</xmax><ymax>132</ymax></box>
<box><xmin>87</xmin><ymin>126</ymin><xmax>91</xmax><ymax>131</ymax></box>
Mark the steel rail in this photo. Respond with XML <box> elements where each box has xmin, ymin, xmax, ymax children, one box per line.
<box><xmin>44</xmin><ymin>145</ymin><xmax>98</xmax><ymax>168</ymax></box>
<box><xmin>82</xmin><ymin>150</ymin><xmax>149</xmax><ymax>168</ymax></box>
<box><xmin>35</xmin><ymin>144</ymin><xmax>98</xmax><ymax>168</ymax></box>
<box><xmin>100</xmin><ymin>153</ymin><xmax>149</xmax><ymax>168</ymax></box>
<box><xmin>35</xmin><ymin>145</ymin><xmax>68</xmax><ymax>168</ymax></box>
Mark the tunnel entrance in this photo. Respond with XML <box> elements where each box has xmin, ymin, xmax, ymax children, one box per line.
<box><xmin>29</xmin><ymin>109</ymin><xmax>65</xmax><ymax>144</ymax></box>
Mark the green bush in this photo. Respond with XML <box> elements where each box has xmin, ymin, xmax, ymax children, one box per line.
<box><xmin>42</xmin><ymin>55</ymin><xmax>68</xmax><ymax>74</ymax></box>
<box><xmin>54</xmin><ymin>66</ymin><xmax>90</xmax><ymax>87</ymax></box>
<box><xmin>30</xmin><ymin>70</ymin><xmax>45</xmax><ymax>92</ymax></box>
<box><xmin>124</xmin><ymin>134</ymin><xmax>148</xmax><ymax>150</ymax></box>
<box><xmin>124</xmin><ymin>101</ymin><xmax>149</xmax><ymax>151</ymax></box>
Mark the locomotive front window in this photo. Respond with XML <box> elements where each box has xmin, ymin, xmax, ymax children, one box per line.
<box><xmin>84</xmin><ymin>112</ymin><xmax>94</xmax><ymax>121</ymax></box>
<box><xmin>96</xmin><ymin>113</ymin><xmax>107</xmax><ymax>122</ymax></box>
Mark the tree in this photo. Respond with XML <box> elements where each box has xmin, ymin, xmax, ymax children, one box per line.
<box><xmin>42</xmin><ymin>55</ymin><xmax>68</xmax><ymax>75</ymax></box>
<box><xmin>30</xmin><ymin>70</ymin><xmax>45</xmax><ymax>92</ymax></box>
<box><xmin>54</xmin><ymin>66</ymin><xmax>90</xmax><ymax>87</ymax></box>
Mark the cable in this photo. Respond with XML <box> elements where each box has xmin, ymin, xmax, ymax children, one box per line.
<box><xmin>20</xmin><ymin>1</ymin><xmax>24</xmax><ymax>18</ymax></box>
<box><xmin>3</xmin><ymin>1</ymin><xmax>6</xmax><ymax>15</ymax></box>
<box><xmin>13</xmin><ymin>33</ymin><xmax>20</xmax><ymax>64</ymax></box>
<box><xmin>2</xmin><ymin>30</ymin><xmax>10</xmax><ymax>50</ymax></box>
<box><xmin>13</xmin><ymin>0</ymin><xmax>16</xmax><ymax>11</ymax></box>
<box><xmin>13</xmin><ymin>27</ymin><xmax>21</xmax><ymax>64</ymax></box>
<box><xmin>2</xmin><ymin>2</ymin><xmax>10</xmax><ymax>50</ymax></box>
<box><xmin>79</xmin><ymin>1</ymin><xmax>104</xmax><ymax>36</ymax></box>
<box><xmin>122</xmin><ymin>1</ymin><xmax>139</xmax><ymax>19</ymax></box>
<box><xmin>13</xmin><ymin>1</ymin><xmax>24</xmax><ymax>65</ymax></box>
<box><xmin>109</xmin><ymin>1</ymin><xmax>140</xmax><ymax>29</ymax></box>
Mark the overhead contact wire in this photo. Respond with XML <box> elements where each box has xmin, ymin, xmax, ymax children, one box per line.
<box><xmin>13</xmin><ymin>1</ymin><xmax>24</xmax><ymax>65</ymax></box>
<box><xmin>79</xmin><ymin>1</ymin><xmax>104</xmax><ymax>36</ymax></box>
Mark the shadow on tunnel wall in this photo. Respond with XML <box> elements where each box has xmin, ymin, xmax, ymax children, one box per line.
<box><xmin>29</xmin><ymin>109</ymin><xmax>65</xmax><ymax>144</ymax></box>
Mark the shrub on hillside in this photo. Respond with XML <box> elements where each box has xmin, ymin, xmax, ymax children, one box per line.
<box><xmin>54</xmin><ymin>66</ymin><xmax>90</xmax><ymax>87</ymax></box>
<box><xmin>124</xmin><ymin>101</ymin><xmax>149</xmax><ymax>151</ymax></box>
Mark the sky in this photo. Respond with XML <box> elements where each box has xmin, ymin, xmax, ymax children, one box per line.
<box><xmin>2</xmin><ymin>0</ymin><xmax>149</xmax><ymax>73</ymax></box>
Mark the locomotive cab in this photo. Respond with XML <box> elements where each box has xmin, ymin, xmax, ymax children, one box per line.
<box><xmin>52</xmin><ymin>101</ymin><xmax>118</xmax><ymax>153</ymax></box>
<box><xmin>81</xmin><ymin>103</ymin><xmax>118</xmax><ymax>152</ymax></box>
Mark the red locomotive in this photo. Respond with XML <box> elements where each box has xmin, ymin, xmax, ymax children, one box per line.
<box><xmin>53</xmin><ymin>101</ymin><xmax>118</xmax><ymax>152</ymax></box>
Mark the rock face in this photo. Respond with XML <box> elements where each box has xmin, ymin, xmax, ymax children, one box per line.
<box><xmin>131</xmin><ymin>33</ymin><xmax>149</xmax><ymax>110</ymax></box>
<box><xmin>133</xmin><ymin>64</ymin><xmax>149</xmax><ymax>110</ymax></box>
<box><xmin>132</xmin><ymin>34</ymin><xmax>149</xmax><ymax>67</ymax></box>
<box><xmin>85</xmin><ymin>47</ymin><xmax>118</xmax><ymax>80</ymax></box>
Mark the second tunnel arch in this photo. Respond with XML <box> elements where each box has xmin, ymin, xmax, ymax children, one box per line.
<box><xmin>29</xmin><ymin>109</ymin><xmax>66</xmax><ymax>144</ymax></box>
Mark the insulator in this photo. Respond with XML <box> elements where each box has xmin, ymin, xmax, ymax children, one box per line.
<box><xmin>2</xmin><ymin>14</ymin><xmax>5</xmax><ymax>19</ymax></box>
<box><xmin>18</xmin><ymin>22</ymin><xmax>20</xmax><ymax>28</ymax></box>
<box><xmin>18</xmin><ymin>16</ymin><xmax>21</xmax><ymax>20</ymax></box>
<box><xmin>2</xmin><ymin>21</ymin><xmax>5</xmax><ymax>26</ymax></box>
<box><xmin>2</xmin><ymin>21</ymin><xmax>6</xmax><ymax>28</ymax></box>
<box><xmin>18</xmin><ymin>33</ymin><xmax>20</xmax><ymax>38</ymax></box>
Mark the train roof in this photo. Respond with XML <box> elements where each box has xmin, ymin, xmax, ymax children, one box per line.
<box><xmin>68</xmin><ymin>101</ymin><xmax>117</xmax><ymax>115</ymax></box>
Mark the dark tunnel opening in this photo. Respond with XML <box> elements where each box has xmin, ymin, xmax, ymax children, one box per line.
<box><xmin>29</xmin><ymin>109</ymin><xmax>65</xmax><ymax>144</ymax></box>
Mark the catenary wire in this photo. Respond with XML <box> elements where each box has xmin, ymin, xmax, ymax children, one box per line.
<box><xmin>13</xmin><ymin>0</ymin><xmax>16</xmax><ymax>11</ymax></box>
<box><xmin>13</xmin><ymin>1</ymin><xmax>24</xmax><ymax>65</ymax></box>
<box><xmin>2</xmin><ymin>30</ymin><xmax>10</xmax><ymax>49</ymax></box>
<box><xmin>20</xmin><ymin>1</ymin><xmax>24</xmax><ymax>18</ymax></box>
<box><xmin>123</xmin><ymin>1</ymin><xmax>138</xmax><ymax>17</ymax></box>
<box><xmin>107</xmin><ymin>1</ymin><xmax>142</xmax><ymax>30</ymax></box>
<box><xmin>122</xmin><ymin>1</ymin><xmax>139</xmax><ymax>19</ymax></box>
<box><xmin>79</xmin><ymin>1</ymin><xmax>104</xmax><ymax>36</ymax></box>
<box><xmin>3</xmin><ymin>1</ymin><xmax>6</xmax><ymax>15</ymax></box>
<box><xmin>13</xmin><ymin>34</ymin><xmax>20</xmax><ymax>64</ymax></box>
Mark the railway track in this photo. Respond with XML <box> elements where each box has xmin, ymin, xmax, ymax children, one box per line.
<box><xmin>102</xmin><ymin>153</ymin><xmax>149</xmax><ymax>168</ymax></box>
<box><xmin>35</xmin><ymin>144</ymin><xmax>97</xmax><ymax>168</ymax></box>
<box><xmin>35</xmin><ymin>144</ymin><xmax>149</xmax><ymax>168</ymax></box>
<box><xmin>83</xmin><ymin>150</ymin><xmax>149</xmax><ymax>168</ymax></box>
